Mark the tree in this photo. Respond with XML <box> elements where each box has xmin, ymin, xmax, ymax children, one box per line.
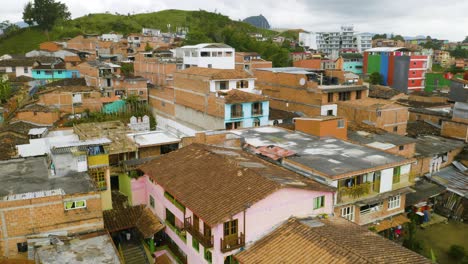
<box><xmin>144</xmin><ymin>42</ymin><xmax>153</xmax><ymax>52</ymax></box>
<box><xmin>0</xmin><ymin>76</ymin><xmax>12</xmax><ymax>103</ymax></box>
<box><xmin>463</xmin><ymin>36</ymin><xmax>468</xmax><ymax>43</ymax></box>
<box><xmin>372</xmin><ymin>33</ymin><xmax>387</xmax><ymax>40</ymax></box>
<box><xmin>0</xmin><ymin>21</ymin><xmax>20</xmax><ymax>37</ymax></box>
<box><xmin>22</xmin><ymin>0</ymin><xmax>71</xmax><ymax>40</ymax></box>
<box><xmin>120</xmin><ymin>63</ymin><xmax>134</xmax><ymax>77</ymax></box>
<box><xmin>392</xmin><ymin>35</ymin><xmax>405</xmax><ymax>42</ymax></box>
<box><xmin>369</xmin><ymin>72</ymin><xmax>384</xmax><ymax>85</ymax></box>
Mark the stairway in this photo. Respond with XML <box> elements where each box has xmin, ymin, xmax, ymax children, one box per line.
<box><xmin>121</xmin><ymin>242</ymin><xmax>150</xmax><ymax>264</ymax></box>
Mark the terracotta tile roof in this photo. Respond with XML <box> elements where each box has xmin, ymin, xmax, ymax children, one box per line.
<box><xmin>223</xmin><ymin>89</ymin><xmax>267</xmax><ymax>104</ymax></box>
<box><xmin>178</xmin><ymin>67</ymin><xmax>253</xmax><ymax>80</ymax></box>
<box><xmin>103</xmin><ymin>205</ymin><xmax>164</xmax><ymax>239</ymax></box>
<box><xmin>139</xmin><ymin>144</ymin><xmax>333</xmax><ymax>226</ymax></box>
<box><xmin>64</xmin><ymin>56</ymin><xmax>81</xmax><ymax>62</ymax></box>
<box><xmin>235</xmin><ymin>217</ymin><xmax>431</xmax><ymax>264</ymax></box>
<box><xmin>268</xmin><ymin>108</ymin><xmax>300</xmax><ymax>120</ymax></box>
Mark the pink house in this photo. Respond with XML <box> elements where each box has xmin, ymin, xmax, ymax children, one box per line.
<box><xmin>132</xmin><ymin>143</ymin><xmax>334</xmax><ymax>264</ymax></box>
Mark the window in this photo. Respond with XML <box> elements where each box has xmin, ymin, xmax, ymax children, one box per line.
<box><xmin>341</xmin><ymin>206</ymin><xmax>354</xmax><ymax>221</ymax></box>
<box><xmin>192</xmin><ymin>237</ymin><xmax>199</xmax><ymax>252</ymax></box>
<box><xmin>360</xmin><ymin>202</ymin><xmax>382</xmax><ymax>214</ymax></box>
<box><xmin>313</xmin><ymin>196</ymin><xmax>325</xmax><ymax>209</ymax></box>
<box><xmin>201</xmin><ymin>51</ymin><xmax>210</xmax><ymax>57</ymax></box>
<box><xmin>393</xmin><ymin>167</ymin><xmax>401</xmax><ymax>184</ymax></box>
<box><xmin>204</xmin><ymin>248</ymin><xmax>212</xmax><ymax>263</ymax></box>
<box><xmin>377</xmin><ymin>111</ymin><xmax>382</xmax><ymax>117</ymax></box>
<box><xmin>388</xmin><ymin>195</ymin><xmax>401</xmax><ymax>210</ymax></box>
<box><xmin>356</xmin><ymin>90</ymin><xmax>362</xmax><ymax>99</ymax></box>
<box><xmin>338</xmin><ymin>91</ymin><xmax>351</xmax><ymax>101</ymax></box>
<box><xmin>393</xmin><ymin>126</ymin><xmax>398</xmax><ymax>132</ymax></box>
<box><xmin>204</xmin><ymin>222</ymin><xmax>212</xmax><ymax>238</ymax></box>
<box><xmin>337</xmin><ymin>119</ymin><xmax>345</xmax><ymax>128</ymax></box>
<box><xmin>36</xmin><ymin>70</ymin><xmax>41</xmax><ymax>74</ymax></box>
<box><xmin>252</xmin><ymin>102</ymin><xmax>263</xmax><ymax>116</ymax></box>
<box><xmin>139</xmin><ymin>91</ymin><xmax>144</xmax><ymax>95</ymax></box>
<box><xmin>236</xmin><ymin>80</ymin><xmax>248</xmax><ymax>89</ymax></box>
<box><xmin>208</xmin><ymin>64</ymin><xmax>212</xmax><ymax>68</ymax></box>
<box><xmin>225</xmin><ymin>51</ymin><xmax>233</xmax><ymax>57</ymax></box>
<box><xmin>17</xmin><ymin>242</ymin><xmax>28</xmax><ymax>253</ymax></box>
<box><xmin>223</xmin><ymin>219</ymin><xmax>238</xmax><ymax>237</ymax></box>
<box><xmin>230</xmin><ymin>104</ymin><xmax>243</xmax><ymax>118</ymax></box>
<box><xmin>33</xmin><ymin>112</ymin><xmax>37</xmax><ymax>116</ymax></box>
<box><xmin>57</xmin><ymin>70</ymin><xmax>63</xmax><ymax>74</ymax></box>
<box><xmin>90</xmin><ymin>169</ymin><xmax>106</xmax><ymax>190</ymax></box>
<box><xmin>327</xmin><ymin>109</ymin><xmax>333</xmax><ymax>116</ymax></box>
<box><xmin>411</xmin><ymin>80</ymin><xmax>415</xmax><ymax>84</ymax></box>
<box><xmin>327</xmin><ymin>93</ymin><xmax>334</xmax><ymax>103</ymax></box>
<box><xmin>64</xmin><ymin>200</ymin><xmax>86</xmax><ymax>210</ymax></box>
<box><xmin>24</xmin><ymin>67</ymin><xmax>29</xmax><ymax>73</ymax></box>
<box><xmin>45</xmin><ymin>70</ymin><xmax>53</xmax><ymax>75</ymax></box>
<box><xmin>219</xmin><ymin>81</ymin><xmax>228</xmax><ymax>90</ymax></box>
<box><xmin>399</xmin><ymin>145</ymin><xmax>405</xmax><ymax>151</ymax></box>
<box><xmin>149</xmin><ymin>195</ymin><xmax>155</xmax><ymax>208</ymax></box>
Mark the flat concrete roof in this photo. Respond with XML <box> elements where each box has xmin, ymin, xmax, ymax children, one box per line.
<box><xmin>36</xmin><ymin>233</ymin><xmax>120</xmax><ymax>264</ymax></box>
<box><xmin>233</xmin><ymin>127</ymin><xmax>410</xmax><ymax>179</ymax></box>
<box><xmin>0</xmin><ymin>157</ymin><xmax>95</xmax><ymax>199</ymax></box>
<box><xmin>127</xmin><ymin>131</ymin><xmax>180</xmax><ymax>147</ymax></box>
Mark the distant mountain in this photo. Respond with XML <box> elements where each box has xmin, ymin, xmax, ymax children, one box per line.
<box><xmin>243</xmin><ymin>15</ymin><xmax>270</xmax><ymax>29</ymax></box>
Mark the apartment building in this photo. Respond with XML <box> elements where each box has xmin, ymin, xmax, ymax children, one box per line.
<box><xmin>433</xmin><ymin>50</ymin><xmax>454</xmax><ymax>67</ymax></box>
<box><xmin>253</xmin><ymin>67</ymin><xmax>367</xmax><ymax>117</ymax></box>
<box><xmin>363</xmin><ymin>47</ymin><xmax>431</xmax><ymax>92</ymax></box>
<box><xmin>234</xmin><ymin>126</ymin><xmax>414</xmax><ymax>227</ymax></box>
<box><xmin>316</xmin><ymin>26</ymin><xmax>356</xmax><ymax>59</ymax></box>
<box><xmin>0</xmin><ymin>157</ymin><xmax>105</xmax><ymax>259</ymax></box>
<box><xmin>150</xmin><ymin>67</ymin><xmax>269</xmax><ymax>135</ymax></box>
<box><xmin>132</xmin><ymin>143</ymin><xmax>335</xmax><ymax>263</ymax></box>
<box><xmin>176</xmin><ymin>43</ymin><xmax>235</xmax><ymax>69</ymax></box>
<box><xmin>355</xmin><ymin>33</ymin><xmax>373</xmax><ymax>52</ymax></box>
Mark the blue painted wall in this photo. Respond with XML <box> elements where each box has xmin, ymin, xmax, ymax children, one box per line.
<box><xmin>379</xmin><ymin>54</ymin><xmax>389</xmax><ymax>86</ymax></box>
<box><xmin>225</xmin><ymin>101</ymin><xmax>269</xmax><ymax>128</ymax></box>
<box><xmin>32</xmin><ymin>69</ymin><xmax>80</xmax><ymax>80</ymax></box>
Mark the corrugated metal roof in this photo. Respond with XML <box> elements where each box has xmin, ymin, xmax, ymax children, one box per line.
<box><xmin>364</xmin><ymin>47</ymin><xmax>409</xmax><ymax>52</ymax></box>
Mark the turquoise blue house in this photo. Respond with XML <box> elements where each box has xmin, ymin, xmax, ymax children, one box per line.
<box><xmin>224</xmin><ymin>90</ymin><xmax>269</xmax><ymax>130</ymax></box>
<box><xmin>340</xmin><ymin>53</ymin><xmax>363</xmax><ymax>75</ymax></box>
<box><xmin>32</xmin><ymin>61</ymin><xmax>80</xmax><ymax>80</ymax></box>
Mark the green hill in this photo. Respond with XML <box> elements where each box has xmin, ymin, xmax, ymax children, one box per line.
<box><xmin>0</xmin><ymin>9</ymin><xmax>292</xmax><ymax>66</ymax></box>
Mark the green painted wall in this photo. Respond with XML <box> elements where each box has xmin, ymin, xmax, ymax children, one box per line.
<box><xmin>119</xmin><ymin>173</ymin><xmax>133</xmax><ymax>205</ymax></box>
<box><xmin>367</xmin><ymin>55</ymin><xmax>381</xmax><ymax>74</ymax></box>
<box><xmin>425</xmin><ymin>73</ymin><xmax>452</xmax><ymax>92</ymax></box>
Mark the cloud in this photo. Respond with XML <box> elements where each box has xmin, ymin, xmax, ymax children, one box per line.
<box><xmin>1</xmin><ymin>0</ymin><xmax>466</xmax><ymax>41</ymax></box>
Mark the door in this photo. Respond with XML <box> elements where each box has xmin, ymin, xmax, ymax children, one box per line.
<box><xmin>110</xmin><ymin>175</ymin><xmax>119</xmax><ymax>190</ymax></box>
<box><xmin>373</xmin><ymin>172</ymin><xmax>381</xmax><ymax>193</ymax></box>
<box><xmin>193</xmin><ymin>214</ymin><xmax>200</xmax><ymax>233</ymax></box>
<box><xmin>223</xmin><ymin>219</ymin><xmax>238</xmax><ymax>246</ymax></box>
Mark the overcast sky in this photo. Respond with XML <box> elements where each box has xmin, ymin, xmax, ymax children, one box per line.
<box><xmin>2</xmin><ymin>0</ymin><xmax>467</xmax><ymax>41</ymax></box>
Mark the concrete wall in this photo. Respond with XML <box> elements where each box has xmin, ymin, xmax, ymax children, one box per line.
<box><xmin>441</xmin><ymin>120</ymin><xmax>468</xmax><ymax>142</ymax></box>
<box><xmin>175</xmin><ymin>104</ymin><xmax>225</xmax><ymax>130</ymax></box>
<box><xmin>392</xmin><ymin>56</ymin><xmax>410</xmax><ymax>93</ymax></box>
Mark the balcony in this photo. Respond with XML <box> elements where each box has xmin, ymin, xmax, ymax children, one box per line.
<box><xmin>183</xmin><ymin>217</ymin><xmax>213</xmax><ymax>248</ymax></box>
<box><xmin>88</xmin><ymin>154</ymin><xmax>109</xmax><ymax>168</ymax></box>
<box><xmin>220</xmin><ymin>233</ymin><xmax>245</xmax><ymax>253</ymax></box>
<box><xmin>337</xmin><ymin>181</ymin><xmax>380</xmax><ymax>204</ymax></box>
<box><xmin>251</xmin><ymin>109</ymin><xmax>263</xmax><ymax>117</ymax></box>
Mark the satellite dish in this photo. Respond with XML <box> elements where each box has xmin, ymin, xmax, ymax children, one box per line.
<box><xmin>299</xmin><ymin>78</ymin><xmax>306</xmax><ymax>86</ymax></box>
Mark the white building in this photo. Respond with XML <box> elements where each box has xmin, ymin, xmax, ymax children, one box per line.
<box><xmin>355</xmin><ymin>33</ymin><xmax>373</xmax><ymax>53</ymax></box>
<box><xmin>316</xmin><ymin>25</ymin><xmax>356</xmax><ymax>59</ymax></box>
<box><xmin>176</xmin><ymin>43</ymin><xmax>235</xmax><ymax>69</ymax></box>
<box><xmin>299</xmin><ymin>31</ymin><xmax>318</xmax><ymax>50</ymax></box>
<box><xmin>142</xmin><ymin>28</ymin><xmax>161</xmax><ymax>36</ymax></box>
<box><xmin>100</xmin><ymin>34</ymin><xmax>123</xmax><ymax>42</ymax></box>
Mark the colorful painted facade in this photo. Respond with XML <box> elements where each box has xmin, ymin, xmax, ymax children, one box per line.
<box><xmin>363</xmin><ymin>47</ymin><xmax>430</xmax><ymax>93</ymax></box>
